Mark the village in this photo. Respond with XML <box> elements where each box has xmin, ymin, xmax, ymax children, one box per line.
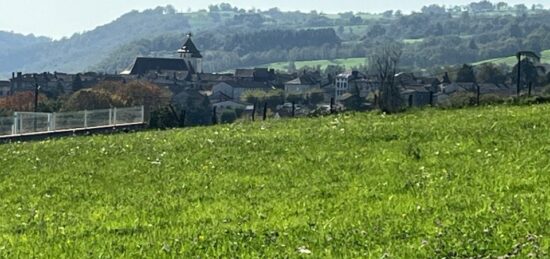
<box><xmin>0</xmin><ymin>32</ymin><xmax>529</xmax><ymax>126</ymax></box>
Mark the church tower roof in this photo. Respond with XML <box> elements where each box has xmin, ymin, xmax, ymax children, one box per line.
<box><xmin>178</xmin><ymin>33</ymin><xmax>202</xmax><ymax>58</ymax></box>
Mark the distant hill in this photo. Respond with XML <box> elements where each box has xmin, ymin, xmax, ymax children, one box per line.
<box><xmin>2</xmin><ymin>2</ymin><xmax>550</xmax><ymax>78</ymax></box>
<box><xmin>0</xmin><ymin>6</ymin><xmax>191</xmax><ymax>78</ymax></box>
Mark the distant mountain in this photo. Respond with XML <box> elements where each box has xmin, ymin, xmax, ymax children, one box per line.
<box><xmin>0</xmin><ymin>6</ymin><xmax>190</xmax><ymax>78</ymax></box>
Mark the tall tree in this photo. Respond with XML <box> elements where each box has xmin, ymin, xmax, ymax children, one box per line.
<box><xmin>370</xmin><ymin>43</ymin><xmax>403</xmax><ymax>113</ymax></box>
<box><xmin>476</xmin><ymin>63</ymin><xmax>506</xmax><ymax>84</ymax></box>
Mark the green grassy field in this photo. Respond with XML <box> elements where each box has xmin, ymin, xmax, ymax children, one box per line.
<box><xmin>1</xmin><ymin>105</ymin><xmax>550</xmax><ymax>257</ymax></box>
<box><xmin>474</xmin><ymin>49</ymin><xmax>550</xmax><ymax>66</ymax></box>
<box><xmin>261</xmin><ymin>57</ymin><xmax>367</xmax><ymax>71</ymax></box>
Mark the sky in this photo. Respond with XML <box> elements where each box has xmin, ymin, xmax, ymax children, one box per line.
<box><xmin>0</xmin><ymin>0</ymin><xmax>546</xmax><ymax>39</ymax></box>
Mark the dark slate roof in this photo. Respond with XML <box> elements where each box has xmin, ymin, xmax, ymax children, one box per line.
<box><xmin>235</xmin><ymin>69</ymin><xmax>255</xmax><ymax>78</ymax></box>
<box><xmin>129</xmin><ymin>57</ymin><xmax>190</xmax><ymax>75</ymax></box>
<box><xmin>178</xmin><ymin>35</ymin><xmax>202</xmax><ymax>58</ymax></box>
<box><xmin>223</xmin><ymin>80</ymin><xmax>275</xmax><ymax>89</ymax></box>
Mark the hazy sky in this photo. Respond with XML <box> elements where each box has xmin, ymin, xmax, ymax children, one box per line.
<box><xmin>0</xmin><ymin>0</ymin><xmax>546</xmax><ymax>39</ymax></box>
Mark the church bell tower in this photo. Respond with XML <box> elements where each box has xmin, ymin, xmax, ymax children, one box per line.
<box><xmin>177</xmin><ymin>32</ymin><xmax>203</xmax><ymax>74</ymax></box>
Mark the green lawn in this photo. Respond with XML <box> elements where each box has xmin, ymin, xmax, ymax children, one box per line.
<box><xmin>474</xmin><ymin>49</ymin><xmax>550</xmax><ymax>66</ymax></box>
<box><xmin>1</xmin><ymin>105</ymin><xmax>550</xmax><ymax>257</ymax></box>
<box><xmin>261</xmin><ymin>57</ymin><xmax>367</xmax><ymax>71</ymax></box>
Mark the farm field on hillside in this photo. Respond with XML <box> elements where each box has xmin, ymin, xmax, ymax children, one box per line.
<box><xmin>474</xmin><ymin>49</ymin><xmax>550</xmax><ymax>66</ymax></box>
<box><xmin>260</xmin><ymin>57</ymin><xmax>367</xmax><ymax>71</ymax></box>
<box><xmin>1</xmin><ymin>105</ymin><xmax>550</xmax><ymax>257</ymax></box>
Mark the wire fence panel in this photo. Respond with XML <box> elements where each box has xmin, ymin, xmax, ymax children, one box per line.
<box><xmin>17</xmin><ymin>112</ymin><xmax>51</xmax><ymax>134</ymax></box>
<box><xmin>54</xmin><ymin>111</ymin><xmax>87</xmax><ymax>130</ymax></box>
<box><xmin>115</xmin><ymin>107</ymin><xmax>144</xmax><ymax>125</ymax></box>
<box><xmin>0</xmin><ymin>116</ymin><xmax>14</xmax><ymax>136</ymax></box>
<box><xmin>0</xmin><ymin>106</ymin><xmax>144</xmax><ymax>137</ymax></box>
<box><xmin>86</xmin><ymin>109</ymin><xmax>112</xmax><ymax>128</ymax></box>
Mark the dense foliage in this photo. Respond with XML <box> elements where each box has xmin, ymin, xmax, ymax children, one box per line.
<box><xmin>1</xmin><ymin>104</ymin><xmax>549</xmax><ymax>257</ymax></box>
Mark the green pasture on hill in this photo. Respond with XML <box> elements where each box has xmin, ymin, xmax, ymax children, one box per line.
<box><xmin>261</xmin><ymin>57</ymin><xmax>367</xmax><ymax>71</ymax></box>
<box><xmin>474</xmin><ymin>49</ymin><xmax>550</xmax><ymax>66</ymax></box>
<box><xmin>1</xmin><ymin>105</ymin><xmax>550</xmax><ymax>257</ymax></box>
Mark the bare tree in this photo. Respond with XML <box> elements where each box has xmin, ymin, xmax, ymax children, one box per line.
<box><xmin>370</xmin><ymin>44</ymin><xmax>403</xmax><ymax>113</ymax></box>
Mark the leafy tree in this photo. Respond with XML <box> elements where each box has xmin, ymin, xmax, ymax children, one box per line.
<box><xmin>220</xmin><ymin>110</ymin><xmax>237</xmax><ymax>124</ymax></box>
<box><xmin>63</xmin><ymin>89</ymin><xmax>119</xmax><ymax>111</ymax></box>
<box><xmin>0</xmin><ymin>91</ymin><xmax>47</xmax><ymax>112</ymax></box>
<box><xmin>476</xmin><ymin>63</ymin><xmax>506</xmax><ymax>84</ymax></box>
<box><xmin>185</xmin><ymin>95</ymin><xmax>212</xmax><ymax>126</ymax></box>
<box><xmin>72</xmin><ymin>74</ymin><xmax>83</xmax><ymax>92</ymax></box>
<box><xmin>367</xmin><ymin>24</ymin><xmax>386</xmax><ymax>38</ymax></box>
<box><xmin>456</xmin><ymin>64</ymin><xmax>476</xmax><ymax>83</ymax></box>
<box><xmin>512</xmin><ymin>59</ymin><xmax>540</xmax><ymax>87</ymax></box>
<box><xmin>307</xmin><ymin>90</ymin><xmax>325</xmax><ymax>105</ymax></box>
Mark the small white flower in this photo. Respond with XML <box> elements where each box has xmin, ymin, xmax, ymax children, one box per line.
<box><xmin>297</xmin><ymin>246</ymin><xmax>312</xmax><ymax>255</ymax></box>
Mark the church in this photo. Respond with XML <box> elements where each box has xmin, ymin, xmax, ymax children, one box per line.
<box><xmin>123</xmin><ymin>33</ymin><xmax>203</xmax><ymax>76</ymax></box>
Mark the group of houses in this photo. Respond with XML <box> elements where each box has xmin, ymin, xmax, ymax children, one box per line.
<box><xmin>1</xmin><ymin>32</ymin><xmax>520</xmax><ymax>116</ymax></box>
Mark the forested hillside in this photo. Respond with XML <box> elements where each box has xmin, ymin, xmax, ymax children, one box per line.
<box><xmin>1</xmin><ymin>2</ymin><xmax>550</xmax><ymax>78</ymax></box>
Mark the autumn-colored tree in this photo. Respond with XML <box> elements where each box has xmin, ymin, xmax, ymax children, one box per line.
<box><xmin>63</xmin><ymin>81</ymin><xmax>171</xmax><ymax>111</ymax></box>
<box><xmin>0</xmin><ymin>91</ymin><xmax>48</xmax><ymax>112</ymax></box>
<box><xmin>63</xmin><ymin>89</ymin><xmax>120</xmax><ymax>111</ymax></box>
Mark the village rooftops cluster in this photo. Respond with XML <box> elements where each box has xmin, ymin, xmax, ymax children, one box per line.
<box><xmin>2</xmin><ymin>32</ymin><xmax>523</xmax><ymax>114</ymax></box>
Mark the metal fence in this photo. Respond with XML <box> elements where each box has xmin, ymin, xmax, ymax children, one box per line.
<box><xmin>0</xmin><ymin>106</ymin><xmax>144</xmax><ymax>137</ymax></box>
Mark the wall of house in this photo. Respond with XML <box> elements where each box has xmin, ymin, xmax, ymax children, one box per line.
<box><xmin>284</xmin><ymin>84</ymin><xmax>320</xmax><ymax>96</ymax></box>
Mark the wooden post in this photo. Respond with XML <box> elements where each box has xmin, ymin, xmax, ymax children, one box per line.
<box><xmin>181</xmin><ymin>110</ymin><xmax>186</xmax><ymax>127</ymax></box>
<box><xmin>263</xmin><ymin>102</ymin><xmax>268</xmax><ymax>121</ymax></box>
<box><xmin>408</xmin><ymin>95</ymin><xmax>413</xmax><ymax>107</ymax></box>
<box><xmin>212</xmin><ymin>106</ymin><xmax>217</xmax><ymax>125</ymax></box>
<box><xmin>429</xmin><ymin>91</ymin><xmax>434</xmax><ymax>106</ymax></box>
<box><xmin>292</xmin><ymin>102</ymin><xmax>296</xmax><ymax>117</ymax></box>
<box><xmin>330</xmin><ymin>98</ymin><xmax>335</xmax><ymax>114</ymax></box>
<box><xmin>528</xmin><ymin>82</ymin><xmax>533</xmax><ymax>97</ymax></box>
<box><xmin>374</xmin><ymin>94</ymin><xmax>378</xmax><ymax>108</ymax></box>
<box><xmin>476</xmin><ymin>83</ymin><xmax>480</xmax><ymax>106</ymax></box>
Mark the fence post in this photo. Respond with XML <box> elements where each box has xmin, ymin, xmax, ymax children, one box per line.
<box><xmin>109</xmin><ymin>108</ymin><xmax>113</xmax><ymax>125</ymax></box>
<box><xmin>19</xmin><ymin>113</ymin><xmax>23</xmax><ymax>134</ymax></box>
<box><xmin>212</xmin><ymin>106</ymin><xmax>218</xmax><ymax>125</ymax></box>
<box><xmin>47</xmin><ymin>113</ymin><xmax>52</xmax><ymax>131</ymax></box>
<box><xmin>12</xmin><ymin>113</ymin><xmax>18</xmax><ymax>135</ymax></box>
<box><xmin>263</xmin><ymin>102</ymin><xmax>268</xmax><ymax>121</ymax></box>
<box><xmin>292</xmin><ymin>102</ymin><xmax>296</xmax><ymax>117</ymax></box>
<box><xmin>84</xmin><ymin>110</ymin><xmax>88</xmax><ymax>128</ymax></box>
<box><xmin>52</xmin><ymin>113</ymin><xmax>56</xmax><ymax>131</ymax></box>
<box><xmin>252</xmin><ymin>103</ymin><xmax>256</xmax><ymax>122</ymax></box>
<box><xmin>113</xmin><ymin>107</ymin><xmax>117</xmax><ymax>126</ymax></box>
<box><xmin>140</xmin><ymin>105</ymin><xmax>145</xmax><ymax>123</ymax></box>
<box><xmin>330</xmin><ymin>98</ymin><xmax>335</xmax><ymax>114</ymax></box>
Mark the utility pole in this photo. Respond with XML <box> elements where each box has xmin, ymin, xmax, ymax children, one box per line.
<box><xmin>33</xmin><ymin>74</ymin><xmax>40</xmax><ymax>112</ymax></box>
<box><xmin>516</xmin><ymin>53</ymin><xmax>522</xmax><ymax>98</ymax></box>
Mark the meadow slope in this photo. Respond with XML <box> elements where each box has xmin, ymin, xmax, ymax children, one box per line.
<box><xmin>1</xmin><ymin>105</ymin><xmax>550</xmax><ymax>257</ymax></box>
